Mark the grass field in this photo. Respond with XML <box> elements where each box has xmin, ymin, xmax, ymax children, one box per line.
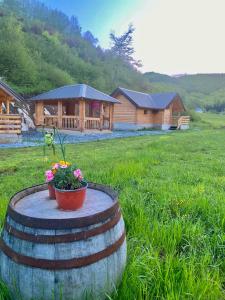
<box><xmin>0</xmin><ymin>114</ymin><xmax>225</xmax><ymax>299</ymax></box>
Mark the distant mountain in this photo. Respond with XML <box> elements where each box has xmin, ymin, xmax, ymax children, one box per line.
<box><xmin>144</xmin><ymin>72</ymin><xmax>225</xmax><ymax>111</ymax></box>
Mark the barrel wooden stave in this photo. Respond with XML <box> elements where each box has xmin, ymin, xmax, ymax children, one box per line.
<box><xmin>2</xmin><ymin>215</ymin><xmax>125</xmax><ymax>260</ymax></box>
<box><xmin>0</xmin><ymin>237</ymin><xmax>126</xmax><ymax>300</ymax></box>
<box><xmin>0</xmin><ymin>184</ymin><xmax>127</xmax><ymax>300</ymax></box>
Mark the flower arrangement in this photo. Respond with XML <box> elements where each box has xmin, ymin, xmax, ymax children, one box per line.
<box><xmin>45</xmin><ymin>161</ymin><xmax>86</xmax><ymax>190</ymax></box>
<box><xmin>43</xmin><ymin>129</ymin><xmax>88</xmax><ymax>210</ymax></box>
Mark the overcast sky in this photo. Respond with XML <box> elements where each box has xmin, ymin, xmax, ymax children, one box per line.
<box><xmin>43</xmin><ymin>0</ymin><xmax>225</xmax><ymax>75</ymax></box>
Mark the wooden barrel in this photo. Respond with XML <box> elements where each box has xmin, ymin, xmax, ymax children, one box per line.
<box><xmin>0</xmin><ymin>183</ymin><xmax>126</xmax><ymax>300</ymax></box>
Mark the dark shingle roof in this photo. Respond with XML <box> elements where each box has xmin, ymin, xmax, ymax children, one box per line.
<box><xmin>0</xmin><ymin>80</ymin><xmax>24</xmax><ymax>102</ymax></box>
<box><xmin>113</xmin><ymin>87</ymin><xmax>181</xmax><ymax>109</ymax></box>
<box><xmin>30</xmin><ymin>84</ymin><xmax>120</xmax><ymax>103</ymax></box>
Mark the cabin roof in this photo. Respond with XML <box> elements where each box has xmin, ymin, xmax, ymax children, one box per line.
<box><xmin>112</xmin><ymin>87</ymin><xmax>182</xmax><ymax>109</ymax></box>
<box><xmin>0</xmin><ymin>80</ymin><xmax>24</xmax><ymax>102</ymax></box>
<box><xmin>30</xmin><ymin>84</ymin><xmax>120</xmax><ymax>103</ymax></box>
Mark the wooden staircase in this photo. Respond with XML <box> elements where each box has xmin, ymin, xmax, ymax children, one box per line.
<box><xmin>171</xmin><ymin>115</ymin><xmax>190</xmax><ymax>130</ymax></box>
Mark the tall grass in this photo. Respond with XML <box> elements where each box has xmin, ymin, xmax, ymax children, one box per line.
<box><xmin>0</xmin><ymin>128</ymin><xmax>225</xmax><ymax>299</ymax></box>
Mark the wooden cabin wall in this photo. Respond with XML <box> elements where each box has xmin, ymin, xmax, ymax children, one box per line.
<box><xmin>163</xmin><ymin>97</ymin><xmax>185</xmax><ymax>124</ymax></box>
<box><xmin>152</xmin><ymin>110</ymin><xmax>164</xmax><ymax>124</ymax></box>
<box><xmin>163</xmin><ymin>108</ymin><xmax>171</xmax><ymax>124</ymax></box>
<box><xmin>137</xmin><ymin>109</ymin><xmax>164</xmax><ymax>125</ymax></box>
<box><xmin>136</xmin><ymin>109</ymin><xmax>153</xmax><ymax>124</ymax></box>
<box><xmin>171</xmin><ymin>96</ymin><xmax>185</xmax><ymax>113</ymax></box>
<box><xmin>113</xmin><ymin>94</ymin><xmax>136</xmax><ymax>123</ymax></box>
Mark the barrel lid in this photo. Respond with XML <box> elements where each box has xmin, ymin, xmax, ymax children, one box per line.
<box><xmin>7</xmin><ymin>183</ymin><xmax>119</xmax><ymax>229</ymax></box>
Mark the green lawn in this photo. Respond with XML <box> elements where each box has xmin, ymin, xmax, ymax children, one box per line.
<box><xmin>192</xmin><ymin>112</ymin><xmax>225</xmax><ymax>129</ymax></box>
<box><xmin>0</xmin><ymin>118</ymin><xmax>225</xmax><ymax>299</ymax></box>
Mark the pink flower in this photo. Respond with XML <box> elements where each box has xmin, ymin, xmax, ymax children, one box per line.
<box><xmin>45</xmin><ymin>170</ymin><xmax>54</xmax><ymax>182</ymax></box>
<box><xmin>60</xmin><ymin>164</ymin><xmax>68</xmax><ymax>169</ymax></box>
<box><xmin>74</xmin><ymin>169</ymin><xmax>83</xmax><ymax>181</ymax></box>
<box><xmin>53</xmin><ymin>163</ymin><xmax>59</xmax><ymax>169</ymax></box>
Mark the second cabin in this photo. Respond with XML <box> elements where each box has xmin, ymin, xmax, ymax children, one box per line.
<box><xmin>111</xmin><ymin>87</ymin><xmax>190</xmax><ymax>130</ymax></box>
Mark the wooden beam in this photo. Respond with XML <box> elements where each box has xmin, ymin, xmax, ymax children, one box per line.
<box><xmin>58</xmin><ymin>100</ymin><xmax>62</xmax><ymax>129</ymax></box>
<box><xmin>100</xmin><ymin>102</ymin><xmax>104</xmax><ymax>131</ymax></box>
<box><xmin>109</xmin><ymin>104</ymin><xmax>114</xmax><ymax>131</ymax></box>
<box><xmin>6</xmin><ymin>97</ymin><xmax>10</xmax><ymax>114</ymax></box>
<box><xmin>79</xmin><ymin>99</ymin><xmax>85</xmax><ymax>132</ymax></box>
<box><xmin>35</xmin><ymin>101</ymin><xmax>44</xmax><ymax>126</ymax></box>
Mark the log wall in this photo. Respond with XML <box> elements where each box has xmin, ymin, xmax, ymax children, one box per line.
<box><xmin>113</xmin><ymin>94</ymin><xmax>136</xmax><ymax>123</ymax></box>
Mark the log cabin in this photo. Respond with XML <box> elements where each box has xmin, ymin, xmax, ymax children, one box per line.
<box><xmin>111</xmin><ymin>87</ymin><xmax>190</xmax><ymax>130</ymax></box>
<box><xmin>30</xmin><ymin>84</ymin><xmax>120</xmax><ymax>131</ymax></box>
<box><xmin>0</xmin><ymin>81</ymin><xmax>23</xmax><ymax>134</ymax></box>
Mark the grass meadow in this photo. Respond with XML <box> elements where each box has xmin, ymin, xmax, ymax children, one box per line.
<box><xmin>0</xmin><ymin>113</ymin><xmax>225</xmax><ymax>299</ymax></box>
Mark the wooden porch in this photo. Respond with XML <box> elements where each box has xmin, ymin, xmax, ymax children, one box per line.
<box><xmin>35</xmin><ymin>99</ymin><xmax>114</xmax><ymax>131</ymax></box>
<box><xmin>0</xmin><ymin>89</ymin><xmax>22</xmax><ymax>134</ymax></box>
<box><xmin>172</xmin><ymin>115</ymin><xmax>190</xmax><ymax>129</ymax></box>
<box><xmin>0</xmin><ymin>114</ymin><xmax>22</xmax><ymax>134</ymax></box>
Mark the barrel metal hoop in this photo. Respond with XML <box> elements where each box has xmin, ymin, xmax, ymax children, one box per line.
<box><xmin>5</xmin><ymin>210</ymin><xmax>122</xmax><ymax>244</ymax></box>
<box><xmin>7</xmin><ymin>183</ymin><xmax>119</xmax><ymax>229</ymax></box>
<box><xmin>0</xmin><ymin>232</ymin><xmax>126</xmax><ymax>270</ymax></box>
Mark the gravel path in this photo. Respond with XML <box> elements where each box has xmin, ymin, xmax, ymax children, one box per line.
<box><xmin>0</xmin><ymin>130</ymin><xmax>169</xmax><ymax>148</ymax></box>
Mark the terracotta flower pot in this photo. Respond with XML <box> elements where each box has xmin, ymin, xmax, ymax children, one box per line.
<box><xmin>55</xmin><ymin>183</ymin><xmax>88</xmax><ymax>211</ymax></box>
<box><xmin>48</xmin><ymin>184</ymin><xmax>56</xmax><ymax>199</ymax></box>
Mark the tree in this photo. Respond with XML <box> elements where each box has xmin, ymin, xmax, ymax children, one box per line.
<box><xmin>83</xmin><ymin>30</ymin><xmax>98</xmax><ymax>47</ymax></box>
<box><xmin>70</xmin><ymin>15</ymin><xmax>81</xmax><ymax>33</ymax></box>
<box><xmin>110</xmin><ymin>24</ymin><xmax>142</xmax><ymax>68</ymax></box>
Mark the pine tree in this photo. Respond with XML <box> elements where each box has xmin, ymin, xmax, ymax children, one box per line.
<box><xmin>110</xmin><ymin>24</ymin><xmax>142</xmax><ymax>68</ymax></box>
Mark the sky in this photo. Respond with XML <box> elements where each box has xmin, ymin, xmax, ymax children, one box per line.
<box><xmin>43</xmin><ymin>0</ymin><xmax>225</xmax><ymax>75</ymax></box>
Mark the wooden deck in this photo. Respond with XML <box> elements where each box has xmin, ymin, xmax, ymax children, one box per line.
<box><xmin>0</xmin><ymin>114</ymin><xmax>22</xmax><ymax>134</ymax></box>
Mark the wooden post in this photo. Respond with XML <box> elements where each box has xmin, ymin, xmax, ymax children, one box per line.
<box><xmin>100</xmin><ymin>102</ymin><xmax>104</xmax><ymax>130</ymax></box>
<box><xmin>0</xmin><ymin>101</ymin><xmax>2</xmax><ymax>114</ymax></box>
<box><xmin>35</xmin><ymin>101</ymin><xmax>44</xmax><ymax>126</ymax></box>
<box><xmin>79</xmin><ymin>99</ymin><xmax>85</xmax><ymax>132</ymax></box>
<box><xmin>109</xmin><ymin>104</ymin><xmax>114</xmax><ymax>131</ymax></box>
<box><xmin>6</xmin><ymin>98</ymin><xmax>10</xmax><ymax>114</ymax></box>
<box><xmin>58</xmin><ymin>100</ymin><xmax>62</xmax><ymax>129</ymax></box>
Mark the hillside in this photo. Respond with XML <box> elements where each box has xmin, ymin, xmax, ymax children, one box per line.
<box><xmin>1</xmin><ymin>0</ymin><xmax>225</xmax><ymax>112</ymax></box>
<box><xmin>145</xmin><ymin>72</ymin><xmax>225</xmax><ymax>111</ymax></box>
<box><xmin>0</xmin><ymin>0</ymin><xmax>151</xmax><ymax>97</ymax></box>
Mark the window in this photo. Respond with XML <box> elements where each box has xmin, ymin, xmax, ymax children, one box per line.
<box><xmin>144</xmin><ymin>110</ymin><xmax>148</xmax><ymax>114</ymax></box>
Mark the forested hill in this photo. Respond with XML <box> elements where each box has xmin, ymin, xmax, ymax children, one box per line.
<box><xmin>145</xmin><ymin>72</ymin><xmax>225</xmax><ymax>111</ymax></box>
<box><xmin>1</xmin><ymin>0</ymin><xmax>225</xmax><ymax>111</ymax></box>
<box><xmin>0</xmin><ymin>0</ymin><xmax>151</xmax><ymax>96</ymax></box>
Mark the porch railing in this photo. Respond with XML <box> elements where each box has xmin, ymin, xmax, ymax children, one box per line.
<box><xmin>85</xmin><ymin>117</ymin><xmax>101</xmax><ymax>130</ymax></box>
<box><xmin>62</xmin><ymin>116</ymin><xmax>80</xmax><ymax>130</ymax></box>
<box><xmin>44</xmin><ymin>116</ymin><xmax>58</xmax><ymax>128</ymax></box>
<box><xmin>172</xmin><ymin>115</ymin><xmax>190</xmax><ymax>128</ymax></box>
<box><xmin>44</xmin><ymin>115</ymin><xmax>111</xmax><ymax>131</ymax></box>
<box><xmin>177</xmin><ymin>116</ymin><xmax>190</xmax><ymax>129</ymax></box>
<box><xmin>0</xmin><ymin>114</ymin><xmax>22</xmax><ymax>134</ymax></box>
